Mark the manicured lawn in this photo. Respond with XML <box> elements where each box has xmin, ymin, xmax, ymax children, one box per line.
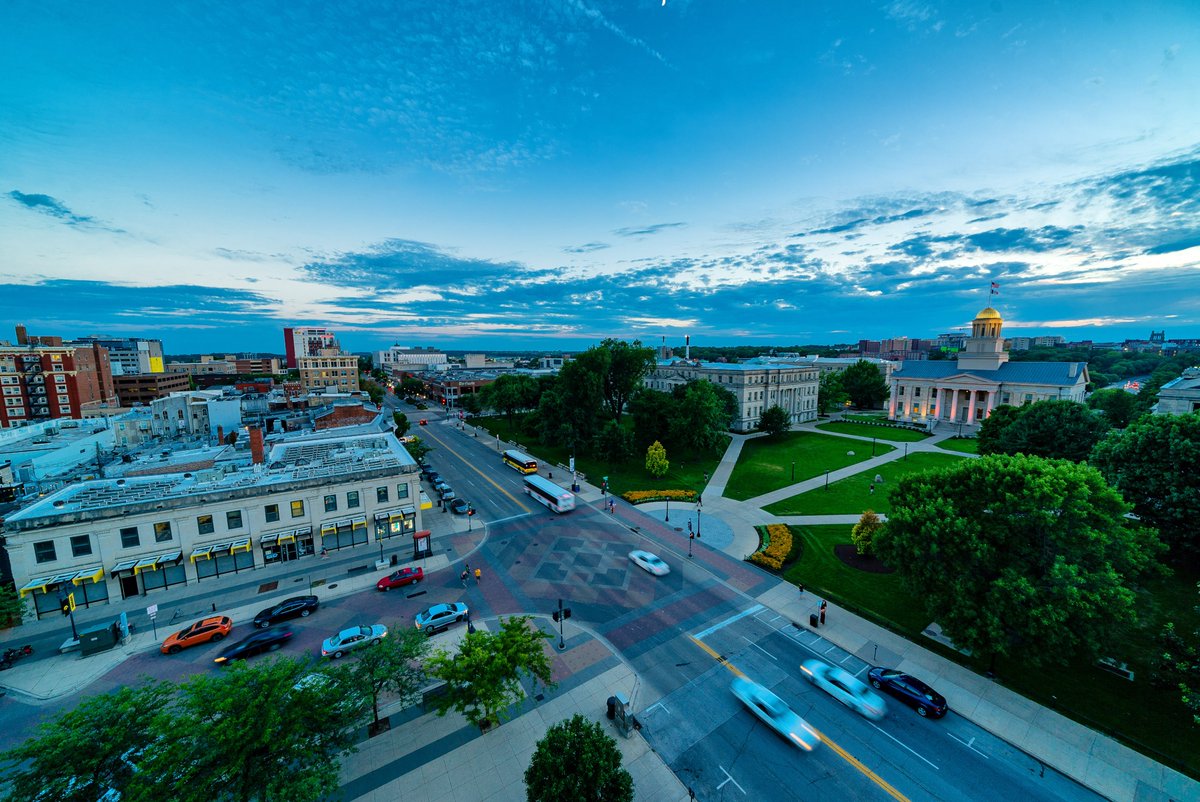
<box><xmin>816</xmin><ymin>421</ymin><xmax>931</xmax><ymax>442</ymax></box>
<box><xmin>843</xmin><ymin>411</ymin><xmax>889</xmax><ymax>422</ymax></box>
<box><xmin>724</xmin><ymin>432</ymin><xmax>895</xmax><ymax>501</ymax></box>
<box><xmin>763</xmin><ymin>452</ymin><xmax>965</xmax><ymax>515</ymax></box>
<box><xmin>470</xmin><ymin>415</ymin><xmax>726</xmax><ymax>496</ymax></box>
<box><xmin>781</xmin><ymin>525</ymin><xmax>929</xmax><ymax>634</ymax></box>
<box><xmin>935</xmin><ymin>437</ymin><xmax>979</xmax><ymax>454</ymax></box>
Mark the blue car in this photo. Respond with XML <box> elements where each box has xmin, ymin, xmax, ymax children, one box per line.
<box><xmin>867</xmin><ymin>667</ymin><xmax>948</xmax><ymax>718</ymax></box>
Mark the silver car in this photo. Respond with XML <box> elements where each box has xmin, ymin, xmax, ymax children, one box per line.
<box><xmin>800</xmin><ymin>659</ymin><xmax>887</xmax><ymax>720</ymax></box>
<box><xmin>320</xmin><ymin>624</ymin><xmax>387</xmax><ymax>658</ymax></box>
<box><xmin>414</xmin><ymin>602</ymin><xmax>470</xmax><ymax>635</ymax></box>
<box><xmin>628</xmin><ymin>550</ymin><xmax>669</xmax><ymax>576</ymax></box>
<box><xmin>731</xmin><ymin>676</ymin><xmax>820</xmax><ymax>751</ymax></box>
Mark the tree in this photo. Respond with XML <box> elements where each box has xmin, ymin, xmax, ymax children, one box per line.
<box><xmin>669</xmin><ymin>380</ymin><xmax>727</xmax><ymax>450</ymax></box>
<box><xmin>351</xmin><ymin>626</ymin><xmax>431</xmax><ymax>733</ymax></box>
<box><xmin>840</xmin><ymin>360</ymin><xmax>890</xmax><ymax>409</ymax></box>
<box><xmin>534</xmin><ymin>362</ymin><xmax>604</xmax><ymax>451</ymax></box>
<box><xmin>0</xmin><ymin>581</ymin><xmax>27</xmax><ymax>627</ymax></box>
<box><xmin>851</xmin><ymin>510</ymin><xmax>882</xmax><ymax>556</ymax></box>
<box><xmin>978</xmin><ymin>399</ymin><xmax>1109</xmax><ymax>462</ymax></box>
<box><xmin>393</xmin><ymin>411</ymin><xmax>410</xmax><ymax>436</ymax></box>
<box><xmin>0</xmin><ymin>682</ymin><xmax>174</xmax><ymax>802</ymax></box>
<box><xmin>628</xmin><ymin>387</ymin><xmax>673</xmax><ymax>449</ymax></box>
<box><xmin>596</xmin><ymin>420</ymin><xmax>634</xmax><ymax>463</ymax></box>
<box><xmin>400</xmin><ymin>376</ymin><xmax>425</xmax><ymax>396</ymax></box>
<box><xmin>524</xmin><ymin>714</ymin><xmax>634</xmax><ymax>802</ymax></box>
<box><xmin>133</xmin><ymin>658</ymin><xmax>363</xmax><ymax>802</ymax></box>
<box><xmin>426</xmin><ymin>615</ymin><xmax>555</xmax><ymax>729</ymax></box>
<box><xmin>404</xmin><ymin>435</ymin><xmax>434</xmax><ymax>463</ymax></box>
<box><xmin>645</xmin><ymin>440</ymin><xmax>669</xmax><ymax>478</ymax></box>
<box><xmin>976</xmin><ymin>403</ymin><xmax>1022</xmax><ymax>455</ymax></box>
<box><xmin>458</xmin><ymin>393</ymin><xmax>483</xmax><ymax>416</ymax></box>
<box><xmin>1154</xmin><ymin>603</ymin><xmax>1200</xmax><ymax>725</ymax></box>
<box><xmin>1086</xmin><ymin>388</ymin><xmax>1140</xmax><ymax>428</ymax></box>
<box><xmin>874</xmin><ymin>454</ymin><xmax>1165</xmax><ymax>668</ymax></box>
<box><xmin>482</xmin><ymin>374</ymin><xmax>540</xmax><ymax>426</ymax></box>
<box><xmin>758</xmin><ymin>405</ymin><xmax>790</xmax><ymax>437</ymax></box>
<box><xmin>1091</xmin><ymin>413</ymin><xmax>1200</xmax><ymax>556</ymax></box>
<box><xmin>597</xmin><ymin>339</ymin><xmax>656</xmax><ymax>424</ymax></box>
<box><xmin>817</xmin><ymin>371</ymin><xmax>847</xmax><ymax>415</ymax></box>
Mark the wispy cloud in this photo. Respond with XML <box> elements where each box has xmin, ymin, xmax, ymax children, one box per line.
<box><xmin>612</xmin><ymin>222</ymin><xmax>687</xmax><ymax>237</ymax></box>
<box><xmin>563</xmin><ymin>241</ymin><xmax>611</xmax><ymax>254</ymax></box>
<box><xmin>565</xmin><ymin>0</ymin><xmax>670</xmax><ymax>66</ymax></box>
<box><xmin>6</xmin><ymin>190</ymin><xmax>123</xmax><ymax>233</ymax></box>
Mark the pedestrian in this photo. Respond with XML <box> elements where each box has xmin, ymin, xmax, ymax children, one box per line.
<box><xmin>688</xmin><ymin>520</ymin><xmax>693</xmax><ymax>534</ymax></box>
<box><xmin>460</xmin><ymin>570</ymin><xmax>468</xmax><ymax>588</ymax></box>
<box><xmin>869</xmin><ymin>483</ymin><xmax>875</xmax><ymax>495</ymax></box>
<box><xmin>609</xmin><ymin>498</ymin><xmax>615</xmax><ymax>514</ymax></box>
<box><xmin>548</xmin><ymin>471</ymin><xmax>553</xmax><ymax>479</ymax></box>
<box><xmin>474</xmin><ymin>567</ymin><xmax>482</xmax><ymax>584</ymax></box>
<box><xmin>320</xmin><ymin>547</ymin><xmax>328</xmax><ymax>559</ymax></box>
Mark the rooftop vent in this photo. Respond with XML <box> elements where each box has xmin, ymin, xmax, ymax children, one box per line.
<box><xmin>53</xmin><ymin>500</ymin><xmax>65</xmax><ymax>507</ymax></box>
<box><xmin>116</xmin><ymin>479</ymin><xmax>126</xmax><ymax>486</ymax></box>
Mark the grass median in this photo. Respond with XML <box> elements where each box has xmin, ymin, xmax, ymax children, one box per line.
<box><xmin>763</xmin><ymin>452</ymin><xmax>964</xmax><ymax>515</ymax></box>
<box><xmin>724</xmin><ymin>432</ymin><xmax>894</xmax><ymax>501</ymax></box>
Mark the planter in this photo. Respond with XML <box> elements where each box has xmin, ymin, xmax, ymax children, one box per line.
<box><xmin>368</xmin><ymin>718</ymin><xmax>392</xmax><ymax>737</ymax></box>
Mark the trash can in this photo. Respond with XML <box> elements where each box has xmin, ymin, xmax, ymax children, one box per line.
<box><xmin>606</xmin><ymin>696</ymin><xmax>617</xmax><ymax>721</ymax></box>
<box><xmin>390</xmin><ymin>553</ymin><xmax>399</xmax><ymax>567</ymax></box>
<box><xmin>809</xmin><ymin>613</ymin><xmax>819</xmax><ymax>628</ymax></box>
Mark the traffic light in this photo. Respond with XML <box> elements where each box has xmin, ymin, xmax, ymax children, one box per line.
<box><xmin>552</xmin><ymin>607</ymin><xmax>572</xmax><ymax>623</ymax></box>
<box><xmin>60</xmin><ymin>593</ymin><xmax>76</xmax><ymax>616</ymax></box>
<box><xmin>468</xmin><ymin>505</ymin><xmax>475</xmax><ymax>516</ymax></box>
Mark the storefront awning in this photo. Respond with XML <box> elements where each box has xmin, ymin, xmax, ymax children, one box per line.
<box><xmin>210</xmin><ymin>542</ymin><xmax>232</xmax><ymax>555</ymax></box>
<box><xmin>388</xmin><ymin>512</ymin><xmax>403</xmax><ymax>523</ymax></box>
<box><xmin>190</xmin><ymin>546</ymin><xmax>213</xmax><ymax>563</ymax></box>
<box><xmin>72</xmin><ymin>566</ymin><xmax>105</xmax><ymax>585</ymax></box>
<box><xmin>111</xmin><ymin>558</ymin><xmax>140</xmax><ymax>575</ymax></box>
<box><xmin>134</xmin><ymin>556</ymin><xmax>160</xmax><ymax>574</ymax></box>
<box><xmin>19</xmin><ymin>576</ymin><xmax>54</xmax><ymax>597</ymax></box>
<box><xmin>373</xmin><ymin>511</ymin><xmax>389</xmax><ymax>522</ymax></box>
<box><xmin>278</xmin><ymin>529</ymin><xmax>298</xmax><ymax>544</ymax></box>
<box><xmin>351</xmin><ymin>515</ymin><xmax>367</xmax><ymax>529</ymax></box>
<box><xmin>158</xmin><ymin>551</ymin><xmax>182</xmax><ymax>566</ymax></box>
<box><xmin>260</xmin><ymin>532</ymin><xmax>280</xmax><ymax>546</ymax></box>
<box><xmin>231</xmin><ymin>538</ymin><xmax>251</xmax><ymax>554</ymax></box>
<box><xmin>419</xmin><ymin>491</ymin><xmax>432</xmax><ymax>510</ymax></box>
<box><xmin>320</xmin><ymin>522</ymin><xmax>337</xmax><ymax>535</ymax></box>
<box><xmin>399</xmin><ymin>506</ymin><xmax>416</xmax><ymax>516</ymax></box>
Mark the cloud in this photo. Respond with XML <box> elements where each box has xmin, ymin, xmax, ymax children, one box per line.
<box><xmin>6</xmin><ymin>190</ymin><xmax>123</xmax><ymax>233</ymax></box>
<box><xmin>612</xmin><ymin>222</ymin><xmax>687</xmax><ymax>237</ymax></box>
<box><xmin>563</xmin><ymin>241</ymin><xmax>611</xmax><ymax>254</ymax></box>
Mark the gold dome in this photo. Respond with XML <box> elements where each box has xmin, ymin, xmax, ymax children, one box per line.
<box><xmin>975</xmin><ymin>306</ymin><xmax>1002</xmax><ymax>320</ymax></box>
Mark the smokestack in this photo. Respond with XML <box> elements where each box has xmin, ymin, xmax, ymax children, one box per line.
<box><xmin>15</xmin><ymin>324</ymin><xmax>27</xmax><ymax>345</ymax></box>
<box><xmin>249</xmin><ymin>428</ymin><xmax>265</xmax><ymax>464</ymax></box>
<box><xmin>217</xmin><ymin>425</ymin><xmax>224</xmax><ymax>445</ymax></box>
<box><xmin>686</xmin><ymin>334</ymin><xmax>691</xmax><ymax>361</ymax></box>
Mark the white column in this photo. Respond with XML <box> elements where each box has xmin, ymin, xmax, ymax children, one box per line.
<box><xmin>949</xmin><ymin>388</ymin><xmax>960</xmax><ymax>421</ymax></box>
<box><xmin>966</xmin><ymin>389</ymin><xmax>978</xmax><ymax>423</ymax></box>
<box><xmin>984</xmin><ymin>390</ymin><xmax>997</xmax><ymax>419</ymax></box>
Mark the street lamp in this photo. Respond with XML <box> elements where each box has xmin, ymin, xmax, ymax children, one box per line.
<box><xmin>553</xmin><ymin>599</ymin><xmax>571</xmax><ymax>651</ymax></box>
<box><xmin>790</xmin><ymin>460</ymin><xmax>795</xmax><ymax>481</ymax></box>
<box><xmin>664</xmin><ymin>495</ymin><xmax>670</xmax><ymax>522</ymax></box>
<box><xmin>696</xmin><ymin>502</ymin><xmax>702</xmax><ymax>538</ymax></box>
<box><xmin>825</xmin><ymin>469</ymin><xmax>830</xmax><ymax>491</ymax></box>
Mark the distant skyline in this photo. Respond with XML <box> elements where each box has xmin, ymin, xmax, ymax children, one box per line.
<box><xmin>2</xmin><ymin>1</ymin><xmax>1198</xmax><ymax>354</ymax></box>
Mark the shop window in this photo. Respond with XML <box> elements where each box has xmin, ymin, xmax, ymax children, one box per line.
<box><xmin>347</xmin><ymin>490</ymin><xmax>360</xmax><ymax>508</ymax></box>
<box><xmin>197</xmin><ymin>515</ymin><xmax>215</xmax><ymax>535</ymax></box>
<box><xmin>34</xmin><ymin>540</ymin><xmax>57</xmax><ymax>564</ymax></box>
<box><xmin>226</xmin><ymin>510</ymin><xmax>243</xmax><ymax>530</ymax></box>
<box><xmin>154</xmin><ymin>521</ymin><xmax>173</xmax><ymax>543</ymax></box>
<box><xmin>291</xmin><ymin>500</ymin><xmax>305</xmax><ymax>518</ymax></box>
<box><xmin>265</xmin><ymin>504</ymin><xmax>280</xmax><ymax>523</ymax></box>
<box><xmin>324</xmin><ymin>495</ymin><xmax>337</xmax><ymax>513</ymax></box>
<box><xmin>71</xmin><ymin>535</ymin><xmax>92</xmax><ymax>557</ymax></box>
<box><xmin>121</xmin><ymin>526</ymin><xmax>140</xmax><ymax>548</ymax></box>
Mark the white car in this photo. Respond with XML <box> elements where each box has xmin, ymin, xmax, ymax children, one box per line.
<box><xmin>629</xmin><ymin>550</ymin><xmax>669</xmax><ymax>576</ymax></box>
<box><xmin>799</xmin><ymin>659</ymin><xmax>887</xmax><ymax>721</ymax></box>
<box><xmin>731</xmin><ymin>676</ymin><xmax>820</xmax><ymax>751</ymax></box>
<box><xmin>320</xmin><ymin>624</ymin><xmax>387</xmax><ymax>658</ymax></box>
<box><xmin>414</xmin><ymin>602</ymin><xmax>470</xmax><ymax>635</ymax></box>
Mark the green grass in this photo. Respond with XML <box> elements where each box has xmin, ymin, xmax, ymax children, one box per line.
<box><xmin>724</xmin><ymin>432</ymin><xmax>895</xmax><ymax>501</ymax></box>
<box><xmin>471</xmin><ymin>415</ymin><xmax>726</xmax><ymax>497</ymax></box>
<box><xmin>843</xmin><ymin>411</ymin><xmax>889</xmax><ymax>422</ymax></box>
<box><xmin>815</xmin><ymin>421</ymin><xmax>931</xmax><ymax>442</ymax></box>
<box><xmin>934</xmin><ymin>437</ymin><xmax>979</xmax><ymax>454</ymax></box>
<box><xmin>763</xmin><ymin>452</ymin><xmax>965</xmax><ymax>515</ymax></box>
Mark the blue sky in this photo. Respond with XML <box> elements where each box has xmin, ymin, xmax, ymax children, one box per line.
<box><xmin>2</xmin><ymin>1</ymin><xmax>1198</xmax><ymax>354</ymax></box>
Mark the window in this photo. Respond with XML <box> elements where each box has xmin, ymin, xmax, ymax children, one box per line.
<box><xmin>324</xmin><ymin>494</ymin><xmax>338</xmax><ymax>513</ymax></box>
<box><xmin>154</xmin><ymin>521</ymin><xmax>173</xmax><ymax>542</ymax></box>
<box><xmin>913</xmin><ymin>387</ymin><xmax>921</xmax><ymax>398</ymax></box>
<box><xmin>291</xmin><ymin>500</ymin><xmax>305</xmax><ymax>518</ymax></box>
<box><xmin>121</xmin><ymin>526</ymin><xmax>140</xmax><ymax>548</ymax></box>
<box><xmin>1001</xmin><ymin>392</ymin><xmax>1010</xmax><ymax>404</ymax></box>
<box><xmin>376</xmin><ymin>486</ymin><xmax>389</xmax><ymax>503</ymax></box>
<box><xmin>347</xmin><ymin>490</ymin><xmax>360</xmax><ymax>508</ymax></box>
<box><xmin>71</xmin><ymin>535</ymin><xmax>92</xmax><ymax>557</ymax></box>
<box><xmin>396</xmin><ymin>483</ymin><xmax>409</xmax><ymax>499</ymax></box>
<box><xmin>226</xmin><ymin>510</ymin><xmax>243</xmax><ymax>530</ymax></box>
<box><xmin>265</xmin><ymin>504</ymin><xmax>280</xmax><ymax>523</ymax></box>
<box><xmin>197</xmin><ymin>514</ymin><xmax>215</xmax><ymax>535</ymax></box>
<box><xmin>34</xmin><ymin>540</ymin><xmax>57</xmax><ymax>564</ymax></box>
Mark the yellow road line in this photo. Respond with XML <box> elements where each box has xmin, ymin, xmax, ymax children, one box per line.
<box><xmin>688</xmin><ymin>635</ymin><xmax>911</xmax><ymax>802</ymax></box>
<box><xmin>425</xmin><ymin>426</ymin><xmax>532</xmax><ymax>513</ymax></box>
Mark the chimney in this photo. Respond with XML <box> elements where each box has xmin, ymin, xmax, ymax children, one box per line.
<box><xmin>15</xmin><ymin>324</ymin><xmax>27</xmax><ymax>345</ymax></box>
<box><xmin>216</xmin><ymin>425</ymin><xmax>224</xmax><ymax>445</ymax></box>
<box><xmin>249</xmin><ymin>427</ymin><xmax>265</xmax><ymax>464</ymax></box>
<box><xmin>686</xmin><ymin>334</ymin><xmax>691</xmax><ymax>361</ymax></box>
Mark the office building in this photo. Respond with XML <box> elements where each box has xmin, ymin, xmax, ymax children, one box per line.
<box><xmin>284</xmin><ymin>327</ymin><xmax>341</xmax><ymax>369</ymax></box>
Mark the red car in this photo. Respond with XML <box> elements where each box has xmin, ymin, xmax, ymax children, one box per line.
<box><xmin>376</xmin><ymin>566</ymin><xmax>424</xmax><ymax>591</ymax></box>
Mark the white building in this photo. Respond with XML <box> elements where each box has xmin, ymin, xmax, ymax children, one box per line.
<box><xmin>889</xmin><ymin>306</ymin><xmax>1089</xmax><ymax>431</ymax></box>
<box><xmin>5</xmin><ymin>424</ymin><xmax>421</xmax><ymax>620</ymax></box>
<box><xmin>1155</xmin><ymin>367</ymin><xmax>1200</xmax><ymax>415</ymax></box>
<box><xmin>644</xmin><ymin>358</ymin><xmax>819</xmax><ymax>432</ymax></box>
<box><xmin>376</xmin><ymin>345</ymin><xmax>447</xmax><ymax>371</ymax></box>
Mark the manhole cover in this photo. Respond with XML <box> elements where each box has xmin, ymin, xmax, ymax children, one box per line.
<box><xmin>328</xmin><ymin>583</ymin><xmax>338</xmax><ymax>589</ymax></box>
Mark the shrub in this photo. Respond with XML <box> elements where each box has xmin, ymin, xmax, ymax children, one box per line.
<box><xmin>749</xmin><ymin>523</ymin><xmax>792</xmax><ymax>571</ymax></box>
<box><xmin>621</xmin><ymin>489</ymin><xmax>698</xmax><ymax>504</ymax></box>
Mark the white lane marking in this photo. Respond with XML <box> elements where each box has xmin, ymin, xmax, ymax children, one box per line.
<box><xmin>948</xmin><ymin>732</ymin><xmax>990</xmax><ymax>759</ymax></box>
<box><xmin>869</xmin><ymin>722</ymin><xmax>940</xmax><ymax>770</ymax></box>
<box><xmin>742</xmin><ymin>636</ymin><xmax>777</xmax><ymax>661</ymax></box>
<box><xmin>853</xmin><ymin>665</ymin><xmax>869</xmax><ymax>677</ymax></box>
<box><xmin>824</xmin><ymin>644</ymin><xmax>838</xmax><ymax>654</ymax></box>
<box><xmin>839</xmin><ymin>653</ymin><xmax>855</xmax><ymax>664</ymax></box>
<box><xmin>717</xmin><ymin>766</ymin><xmax>746</xmax><ymax>794</ymax></box>
<box><xmin>487</xmin><ymin>512</ymin><xmax>536</xmax><ymax>525</ymax></box>
<box><xmin>693</xmin><ymin>604</ymin><xmax>765</xmax><ymax>639</ymax></box>
<box><xmin>645</xmin><ymin>701</ymin><xmax>669</xmax><ymax>715</ymax></box>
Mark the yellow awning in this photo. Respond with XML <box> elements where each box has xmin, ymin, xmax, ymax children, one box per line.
<box><xmin>388</xmin><ymin>512</ymin><xmax>403</xmax><ymax>523</ymax></box>
<box><xmin>190</xmin><ymin>546</ymin><xmax>213</xmax><ymax>563</ymax></box>
<box><xmin>133</xmin><ymin>557</ymin><xmax>160</xmax><ymax>574</ymax></box>
<box><xmin>19</xmin><ymin>576</ymin><xmax>53</xmax><ymax>597</ymax></box>
<box><xmin>320</xmin><ymin>523</ymin><xmax>337</xmax><ymax>535</ymax></box>
<box><xmin>260</xmin><ymin>533</ymin><xmax>280</xmax><ymax>546</ymax></box>
<box><xmin>278</xmin><ymin>531</ymin><xmax>297</xmax><ymax>544</ymax></box>
<box><xmin>73</xmin><ymin>566</ymin><xmax>105</xmax><ymax>585</ymax></box>
<box><xmin>352</xmin><ymin>516</ymin><xmax>367</xmax><ymax>530</ymax></box>
<box><xmin>231</xmin><ymin>538</ymin><xmax>251</xmax><ymax>554</ymax></box>
<box><xmin>420</xmin><ymin>491</ymin><xmax>432</xmax><ymax>510</ymax></box>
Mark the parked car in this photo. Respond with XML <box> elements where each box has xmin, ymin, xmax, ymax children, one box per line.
<box><xmin>419</xmin><ymin>418</ymin><xmax>428</xmax><ymax>425</ymax></box>
<box><xmin>414</xmin><ymin>602</ymin><xmax>469</xmax><ymax>635</ymax></box>
<box><xmin>433</xmin><ymin>480</ymin><xmax>450</xmax><ymax>493</ymax></box>
<box><xmin>628</xmin><ymin>550</ymin><xmax>670</xmax><ymax>576</ymax></box>
<box><xmin>426</xmin><ymin>473</ymin><xmax>442</xmax><ymax>486</ymax></box>
<box><xmin>420</xmin><ymin>465</ymin><xmax>436</xmax><ymax>480</ymax></box>
<box><xmin>214</xmin><ymin>629</ymin><xmax>293</xmax><ymax>664</ymax></box>
<box><xmin>800</xmin><ymin>659</ymin><xmax>887</xmax><ymax>720</ymax></box>
<box><xmin>731</xmin><ymin>676</ymin><xmax>820</xmax><ymax>751</ymax></box>
<box><xmin>377</xmin><ymin>566</ymin><xmax>424</xmax><ymax>591</ymax></box>
<box><xmin>867</xmin><ymin>667</ymin><xmax>948</xmax><ymax>718</ymax></box>
<box><xmin>448</xmin><ymin>498</ymin><xmax>469</xmax><ymax>514</ymax></box>
<box><xmin>440</xmin><ymin>489</ymin><xmax>457</xmax><ymax>502</ymax></box>
<box><xmin>161</xmin><ymin>615</ymin><xmax>233</xmax><ymax>655</ymax></box>
<box><xmin>253</xmin><ymin>595</ymin><xmax>320</xmax><ymax>628</ymax></box>
<box><xmin>320</xmin><ymin>624</ymin><xmax>388</xmax><ymax>659</ymax></box>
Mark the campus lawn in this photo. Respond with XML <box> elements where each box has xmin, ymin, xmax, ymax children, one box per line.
<box><xmin>763</xmin><ymin>451</ymin><xmax>965</xmax><ymax>515</ymax></box>
<box><xmin>815</xmin><ymin>421</ymin><xmax>931</xmax><ymax>442</ymax></box>
<box><xmin>723</xmin><ymin>432</ymin><xmax>895</xmax><ymax>501</ymax></box>
<box><xmin>842</xmin><ymin>411</ymin><xmax>889</xmax><ymax>422</ymax></box>
<box><xmin>934</xmin><ymin>437</ymin><xmax>979</xmax><ymax>454</ymax></box>
<box><xmin>470</xmin><ymin>415</ymin><xmax>726</xmax><ymax>496</ymax></box>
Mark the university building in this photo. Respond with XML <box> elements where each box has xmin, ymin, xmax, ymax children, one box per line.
<box><xmin>644</xmin><ymin>358</ymin><xmax>819</xmax><ymax>431</ymax></box>
<box><xmin>888</xmin><ymin>306</ymin><xmax>1089</xmax><ymax>431</ymax></box>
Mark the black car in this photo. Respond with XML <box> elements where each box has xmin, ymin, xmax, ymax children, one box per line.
<box><xmin>449</xmin><ymin>498</ymin><xmax>469</xmax><ymax>514</ymax></box>
<box><xmin>867</xmin><ymin>667</ymin><xmax>948</xmax><ymax>718</ymax></box>
<box><xmin>213</xmin><ymin>629</ymin><xmax>293</xmax><ymax>664</ymax></box>
<box><xmin>253</xmin><ymin>595</ymin><xmax>320</xmax><ymax>628</ymax></box>
<box><xmin>420</xmin><ymin>465</ymin><xmax>436</xmax><ymax>480</ymax></box>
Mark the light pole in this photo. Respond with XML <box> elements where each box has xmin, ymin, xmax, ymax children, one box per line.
<box><xmin>790</xmin><ymin>460</ymin><xmax>795</xmax><ymax>482</ymax></box>
<box><xmin>696</xmin><ymin>502</ymin><xmax>702</xmax><ymax>538</ymax></box>
<box><xmin>904</xmin><ymin>443</ymin><xmax>909</xmax><ymax>461</ymax></box>
<box><xmin>871</xmin><ymin>437</ymin><xmax>877</xmax><ymax>457</ymax></box>
<box><xmin>688</xmin><ymin>531</ymin><xmax>694</xmax><ymax>558</ymax></box>
<box><xmin>825</xmin><ymin>469</ymin><xmax>830</xmax><ymax>491</ymax></box>
<box><xmin>664</xmin><ymin>495</ymin><xmax>669</xmax><ymax>522</ymax></box>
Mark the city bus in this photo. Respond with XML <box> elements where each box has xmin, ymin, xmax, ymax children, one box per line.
<box><xmin>523</xmin><ymin>474</ymin><xmax>575</xmax><ymax>513</ymax></box>
<box><xmin>502</xmin><ymin>449</ymin><xmax>538</xmax><ymax>474</ymax></box>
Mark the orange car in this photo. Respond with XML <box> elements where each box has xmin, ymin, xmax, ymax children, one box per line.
<box><xmin>161</xmin><ymin>615</ymin><xmax>234</xmax><ymax>655</ymax></box>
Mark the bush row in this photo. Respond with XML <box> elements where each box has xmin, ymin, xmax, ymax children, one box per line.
<box><xmin>621</xmin><ymin>489</ymin><xmax>700</xmax><ymax>504</ymax></box>
<box><xmin>749</xmin><ymin>523</ymin><xmax>793</xmax><ymax>570</ymax></box>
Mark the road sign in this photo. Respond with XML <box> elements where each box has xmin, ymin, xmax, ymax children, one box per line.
<box><xmin>146</xmin><ymin>604</ymin><xmax>159</xmax><ymax>619</ymax></box>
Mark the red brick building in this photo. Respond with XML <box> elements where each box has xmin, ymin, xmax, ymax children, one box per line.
<box><xmin>0</xmin><ymin>342</ymin><xmax>118</xmax><ymax>427</ymax></box>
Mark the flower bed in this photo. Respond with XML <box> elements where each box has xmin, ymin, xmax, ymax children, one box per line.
<box><xmin>749</xmin><ymin>523</ymin><xmax>793</xmax><ymax>570</ymax></box>
<box><xmin>621</xmin><ymin>489</ymin><xmax>699</xmax><ymax>504</ymax></box>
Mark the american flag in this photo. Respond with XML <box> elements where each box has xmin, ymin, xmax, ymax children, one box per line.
<box><xmin>990</xmin><ymin>282</ymin><xmax>999</xmax><ymax>295</ymax></box>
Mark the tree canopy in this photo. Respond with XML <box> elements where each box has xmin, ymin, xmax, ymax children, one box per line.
<box><xmin>757</xmin><ymin>404</ymin><xmax>790</xmax><ymax>437</ymax></box>
<box><xmin>874</xmin><ymin>454</ymin><xmax>1165</xmax><ymax>667</ymax></box>
<box><xmin>1091</xmin><ymin>413</ymin><xmax>1200</xmax><ymax>556</ymax></box>
<box><xmin>817</xmin><ymin>371</ymin><xmax>847</xmax><ymax>414</ymax></box>
<box><xmin>524</xmin><ymin>714</ymin><xmax>634</xmax><ymax>802</ymax></box>
<box><xmin>351</xmin><ymin>625</ymin><xmax>431</xmax><ymax>729</ymax></box>
<box><xmin>1085</xmin><ymin>388</ymin><xmax>1140</xmax><ymax>429</ymax></box>
<box><xmin>481</xmin><ymin>373</ymin><xmax>540</xmax><ymax>425</ymax></box>
<box><xmin>645</xmin><ymin>440</ymin><xmax>669</xmax><ymax>478</ymax></box>
<box><xmin>597</xmin><ymin>338</ymin><xmax>656</xmax><ymax>424</ymax></box>
<box><xmin>976</xmin><ymin>399</ymin><xmax>1109</xmax><ymax>462</ymax></box>
<box><xmin>840</xmin><ymin>361</ymin><xmax>890</xmax><ymax>409</ymax></box>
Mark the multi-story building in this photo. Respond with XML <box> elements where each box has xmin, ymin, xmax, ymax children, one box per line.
<box><xmin>298</xmin><ymin>351</ymin><xmax>359</xmax><ymax>393</ymax></box>
<box><xmin>284</xmin><ymin>327</ymin><xmax>341</xmax><ymax>369</ymax></box>
<box><xmin>1155</xmin><ymin>367</ymin><xmax>1200</xmax><ymax>415</ymax></box>
<box><xmin>168</xmin><ymin>355</ymin><xmax>283</xmax><ymax>376</ymax></box>
<box><xmin>0</xmin><ymin>340</ymin><xmax>118</xmax><ymax>428</ymax></box>
<box><xmin>72</xmin><ymin>336</ymin><xmax>164</xmax><ymax>376</ymax></box>
<box><xmin>644</xmin><ymin>359</ymin><xmax>819</xmax><ymax>431</ymax></box>
<box><xmin>1007</xmin><ymin>335</ymin><xmax>1066</xmax><ymax>351</ymax></box>
<box><xmin>6</xmin><ymin>424</ymin><xmax>421</xmax><ymax>619</ymax></box>
<box><xmin>423</xmin><ymin>371</ymin><xmax>496</xmax><ymax>410</ymax></box>
<box><xmin>113</xmin><ymin>372</ymin><xmax>192</xmax><ymax>406</ymax></box>
<box><xmin>888</xmin><ymin>306</ymin><xmax>1089</xmax><ymax>431</ymax></box>
<box><xmin>376</xmin><ymin>345</ymin><xmax>447</xmax><ymax>375</ymax></box>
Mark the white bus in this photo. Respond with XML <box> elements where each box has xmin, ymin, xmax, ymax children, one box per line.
<box><xmin>523</xmin><ymin>474</ymin><xmax>575</xmax><ymax>513</ymax></box>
